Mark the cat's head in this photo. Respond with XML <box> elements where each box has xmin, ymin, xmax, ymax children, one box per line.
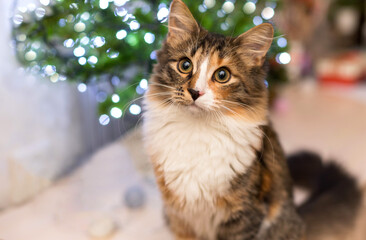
<box><xmin>147</xmin><ymin>0</ymin><xmax>273</xmax><ymax>123</ymax></box>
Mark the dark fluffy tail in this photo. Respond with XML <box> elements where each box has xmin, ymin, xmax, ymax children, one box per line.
<box><xmin>287</xmin><ymin>151</ymin><xmax>362</xmax><ymax>239</ymax></box>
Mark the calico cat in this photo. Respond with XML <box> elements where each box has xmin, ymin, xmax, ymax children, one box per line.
<box><xmin>143</xmin><ymin>0</ymin><xmax>362</xmax><ymax>239</ymax></box>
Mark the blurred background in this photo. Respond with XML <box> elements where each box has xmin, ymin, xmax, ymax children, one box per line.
<box><xmin>0</xmin><ymin>0</ymin><xmax>365</xmax><ymax>239</ymax></box>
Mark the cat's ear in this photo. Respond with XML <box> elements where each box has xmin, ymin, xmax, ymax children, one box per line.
<box><xmin>236</xmin><ymin>23</ymin><xmax>274</xmax><ymax>67</ymax></box>
<box><xmin>167</xmin><ymin>0</ymin><xmax>199</xmax><ymax>43</ymax></box>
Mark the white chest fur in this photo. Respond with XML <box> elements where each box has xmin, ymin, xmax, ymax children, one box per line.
<box><xmin>143</xmin><ymin>103</ymin><xmax>263</xmax><ymax>239</ymax></box>
<box><xmin>143</xmin><ymin>104</ymin><xmax>263</xmax><ymax>204</ymax></box>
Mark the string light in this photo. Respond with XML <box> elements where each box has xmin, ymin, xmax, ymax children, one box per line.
<box><xmin>74</xmin><ymin>22</ymin><xmax>86</xmax><ymax>32</ymax></box>
<box><xmin>73</xmin><ymin>46</ymin><xmax>85</xmax><ymax>57</ymax></box>
<box><xmin>129</xmin><ymin>104</ymin><xmax>141</xmax><ymax>115</ymax></box>
<box><xmin>278</xmin><ymin>52</ymin><xmax>291</xmax><ymax>64</ymax></box>
<box><xmin>99</xmin><ymin>0</ymin><xmax>109</xmax><ymax>9</ymax></box>
<box><xmin>277</xmin><ymin>37</ymin><xmax>287</xmax><ymax>48</ymax></box>
<box><xmin>261</xmin><ymin>7</ymin><xmax>274</xmax><ymax>20</ymax></box>
<box><xmin>77</xmin><ymin>83</ymin><xmax>87</xmax><ymax>92</ymax></box>
<box><xmin>222</xmin><ymin>1</ymin><xmax>235</xmax><ymax>14</ymax></box>
<box><xmin>112</xmin><ymin>94</ymin><xmax>120</xmax><ymax>103</ymax></box>
<box><xmin>157</xmin><ymin>7</ymin><xmax>169</xmax><ymax>21</ymax></box>
<box><xmin>110</xmin><ymin>107</ymin><xmax>123</xmax><ymax>118</ymax></box>
<box><xmin>64</xmin><ymin>39</ymin><xmax>75</xmax><ymax>48</ymax></box>
<box><xmin>116</xmin><ymin>29</ymin><xmax>127</xmax><ymax>40</ymax></box>
<box><xmin>99</xmin><ymin>114</ymin><xmax>110</xmax><ymax>125</ymax></box>
<box><xmin>78</xmin><ymin>57</ymin><xmax>87</xmax><ymax>65</ymax></box>
<box><xmin>25</xmin><ymin>50</ymin><xmax>37</xmax><ymax>61</ymax></box>
<box><xmin>93</xmin><ymin>36</ymin><xmax>106</xmax><ymax>48</ymax></box>
<box><xmin>88</xmin><ymin>56</ymin><xmax>98</xmax><ymax>65</ymax></box>
<box><xmin>139</xmin><ymin>79</ymin><xmax>148</xmax><ymax>90</ymax></box>
<box><xmin>144</xmin><ymin>32</ymin><xmax>155</xmax><ymax>44</ymax></box>
<box><xmin>243</xmin><ymin>2</ymin><xmax>256</xmax><ymax>14</ymax></box>
<box><xmin>204</xmin><ymin>0</ymin><xmax>216</xmax><ymax>9</ymax></box>
<box><xmin>129</xmin><ymin>20</ymin><xmax>140</xmax><ymax>30</ymax></box>
<box><xmin>253</xmin><ymin>16</ymin><xmax>263</xmax><ymax>25</ymax></box>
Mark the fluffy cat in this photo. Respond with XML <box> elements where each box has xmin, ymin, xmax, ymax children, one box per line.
<box><xmin>143</xmin><ymin>0</ymin><xmax>361</xmax><ymax>239</ymax></box>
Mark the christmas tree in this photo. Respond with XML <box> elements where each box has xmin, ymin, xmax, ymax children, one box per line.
<box><xmin>12</xmin><ymin>0</ymin><xmax>289</xmax><ymax>125</ymax></box>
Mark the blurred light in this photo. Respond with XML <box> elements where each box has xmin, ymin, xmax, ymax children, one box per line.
<box><xmin>40</xmin><ymin>0</ymin><xmax>50</xmax><ymax>6</ymax></box>
<box><xmin>129</xmin><ymin>104</ymin><xmax>141</xmax><ymax>115</ymax></box>
<box><xmin>278</xmin><ymin>52</ymin><xmax>291</xmax><ymax>64</ymax></box>
<box><xmin>221</xmin><ymin>23</ymin><xmax>229</xmax><ymax>31</ymax></box>
<box><xmin>264</xmin><ymin>79</ymin><xmax>268</xmax><ymax>88</ymax></box>
<box><xmin>107</xmin><ymin>49</ymin><xmax>119</xmax><ymax>58</ymax></box>
<box><xmin>222</xmin><ymin>1</ymin><xmax>235</xmax><ymax>14</ymax></box>
<box><xmin>70</xmin><ymin>3</ymin><xmax>78</xmax><ymax>9</ymax></box>
<box><xmin>80</xmin><ymin>36</ymin><xmax>90</xmax><ymax>45</ymax></box>
<box><xmin>27</xmin><ymin>3</ymin><xmax>36</xmax><ymax>11</ymax></box>
<box><xmin>78</xmin><ymin>57</ymin><xmax>87</xmax><ymax>65</ymax></box>
<box><xmin>17</xmin><ymin>34</ymin><xmax>26</xmax><ymax>41</ymax></box>
<box><xmin>99</xmin><ymin>114</ymin><xmax>110</xmax><ymax>125</ymax></box>
<box><xmin>44</xmin><ymin>65</ymin><xmax>56</xmax><ymax>76</ymax></box>
<box><xmin>111</xmin><ymin>76</ymin><xmax>120</xmax><ymax>86</ymax></box>
<box><xmin>157</xmin><ymin>7</ymin><xmax>169</xmax><ymax>21</ymax></box>
<box><xmin>81</xmin><ymin>12</ymin><xmax>90</xmax><ymax>20</ymax></box>
<box><xmin>13</xmin><ymin>14</ymin><xmax>23</xmax><ymax>25</ymax></box>
<box><xmin>17</xmin><ymin>7</ymin><xmax>27</xmax><ymax>13</ymax></box>
<box><xmin>64</xmin><ymin>38</ymin><xmax>75</xmax><ymax>48</ymax></box>
<box><xmin>93</xmin><ymin>36</ymin><xmax>105</xmax><ymax>47</ymax></box>
<box><xmin>277</xmin><ymin>37</ymin><xmax>287</xmax><ymax>48</ymax></box>
<box><xmin>243</xmin><ymin>2</ymin><xmax>256</xmax><ymax>14</ymax></box>
<box><xmin>78</xmin><ymin>83</ymin><xmax>87</xmax><ymax>92</ymax></box>
<box><xmin>217</xmin><ymin>10</ymin><xmax>225</xmax><ymax>18</ymax></box>
<box><xmin>144</xmin><ymin>32</ymin><xmax>155</xmax><ymax>44</ymax></box>
<box><xmin>114</xmin><ymin>0</ymin><xmax>128</xmax><ymax>7</ymax></box>
<box><xmin>198</xmin><ymin>5</ymin><xmax>207</xmax><ymax>13</ymax></box>
<box><xmin>32</xmin><ymin>41</ymin><xmax>41</xmax><ymax>49</ymax></box>
<box><xmin>74</xmin><ymin>22</ymin><xmax>86</xmax><ymax>32</ymax></box>
<box><xmin>59</xmin><ymin>75</ymin><xmax>67</xmax><ymax>81</ymax></box>
<box><xmin>35</xmin><ymin>8</ymin><xmax>46</xmax><ymax>18</ymax></box>
<box><xmin>253</xmin><ymin>16</ymin><xmax>263</xmax><ymax>25</ymax></box>
<box><xmin>139</xmin><ymin>79</ymin><xmax>148</xmax><ymax>90</ymax></box>
<box><xmin>50</xmin><ymin>73</ymin><xmax>59</xmax><ymax>83</ymax></box>
<box><xmin>204</xmin><ymin>0</ymin><xmax>216</xmax><ymax>9</ymax></box>
<box><xmin>261</xmin><ymin>7</ymin><xmax>274</xmax><ymax>20</ymax></box>
<box><xmin>116</xmin><ymin>29</ymin><xmax>127</xmax><ymax>39</ymax></box>
<box><xmin>112</xmin><ymin>94</ymin><xmax>120</xmax><ymax>103</ymax></box>
<box><xmin>97</xmin><ymin>92</ymin><xmax>107</xmax><ymax>102</ymax></box>
<box><xmin>99</xmin><ymin>0</ymin><xmax>109</xmax><ymax>9</ymax></box>
<box><xmin>110</xmin><ymin>107</ymin><xmax>123</xmax><ymax>118</ymax></box>
<box><xmin>136</xmin><ymin>86</ymin><xmax>144</xmax><ymax>95</ymax></box>
<box><xmin>115</xmin><ymin>7</ymin><xmax>128</xmax><ymax>17</ymax></box>
<box><xmin>73</xmin><ymin>46</ymin><xmax>85</xmax><ymax>57</ymax></box>
<box><xmin>59</xmin><ymin>19</ymin><xmax>66</xmax><ymax>27</ymax></box>
<box><xmin>158</xmin><ymin>3</ymin><xmax>167</xmax><ymax>9</ymax></box>
<box><xmin>129</xmin><ymin>20</ymin><xmax>140</xmax><ymax>30</ymax></box>
<box><xmin>25</xmin><ymin>50</ymin><xmax>37</xmax><ymax>61</ymax></box>
<box><xmin>88</xmin><ymin>56</ymin><xmax>98</xmax><ymax>64</ymax></box>
<box><xmin>150</xmin><ymin>50</ymin><xmax>157</xmax><ymax>60</ymax></box>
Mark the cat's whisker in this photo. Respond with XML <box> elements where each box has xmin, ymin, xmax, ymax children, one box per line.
<box><xmin>148</xmin><ymin>82</ymin><xmax>176</xmax><ymax>90</ymax></box>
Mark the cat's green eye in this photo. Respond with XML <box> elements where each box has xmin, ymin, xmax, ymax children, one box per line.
<box><xmin>178</xmin><ymin>58</ymin><xmax>193</xmax><ymax>73</ymax></box>
<box><xmin>213</xmin><ymin>68</ymin><xmax>231</xmax><ymax>83</ymax></box>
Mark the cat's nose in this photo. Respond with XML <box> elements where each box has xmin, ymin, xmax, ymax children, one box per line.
<box><xmin>188</xmin><ymin>88</ymin><xmax>200</xmax><ymax>101</ymax></box>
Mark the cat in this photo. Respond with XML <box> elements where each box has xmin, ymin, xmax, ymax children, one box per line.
<box><xmin>142</xmin><ymin>0</ymin><xmax>362</xmax><ymax>239</ymax></box>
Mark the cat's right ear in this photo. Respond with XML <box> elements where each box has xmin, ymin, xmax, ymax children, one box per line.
<box><xmin>167</xmin><ymin>0</ymin><xmax>199</xmax><ymax>44</ymax></box>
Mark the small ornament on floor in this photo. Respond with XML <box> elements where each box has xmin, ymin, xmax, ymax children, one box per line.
<box><xmin>87</xmin><ymin>216</ymin><xmax>117</xmax><ymax>239</ymax></box>
<box><xmin>124</xmin><ymin>185</ymin><xmax>146</xmax><ymax>209</ymax></box>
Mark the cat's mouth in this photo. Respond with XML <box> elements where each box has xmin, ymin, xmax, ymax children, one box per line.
<box><xmin>187</xmin><ymin>102</ymin><xmax>205</xmax><ymax>113</ymax></box>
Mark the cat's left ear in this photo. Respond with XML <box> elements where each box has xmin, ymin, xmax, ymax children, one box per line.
<box><xmin>167</xmin><ymin>0</ymin><xmax>199</xmax><ymax>44</ymax></box>
<box><xmin>235</xmin><ymin>23</ymin><xmax>274</xmax><ymax>67</ymax></box>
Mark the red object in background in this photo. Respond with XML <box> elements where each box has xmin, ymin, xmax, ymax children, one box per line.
<box><xmin>317</xmin><ymin>51</ymin><xmax>366</xmax><ymax>85</ymax></box>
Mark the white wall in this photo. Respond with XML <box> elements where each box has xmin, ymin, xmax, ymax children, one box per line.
<box><xmin>0</xmin><ymin>0</ymin><xmax>85</xmax><ymax>208</ymax></box>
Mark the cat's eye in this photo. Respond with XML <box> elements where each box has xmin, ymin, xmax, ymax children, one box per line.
<box><xmin>213</xmin><ymin>68</ymin><xmax>231</xmax><ymax>83</ymax></box>
<box><xmin>177</xmin><ymin>58</ymin><xmax>193</xmax><ymax>73</ymax></box>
